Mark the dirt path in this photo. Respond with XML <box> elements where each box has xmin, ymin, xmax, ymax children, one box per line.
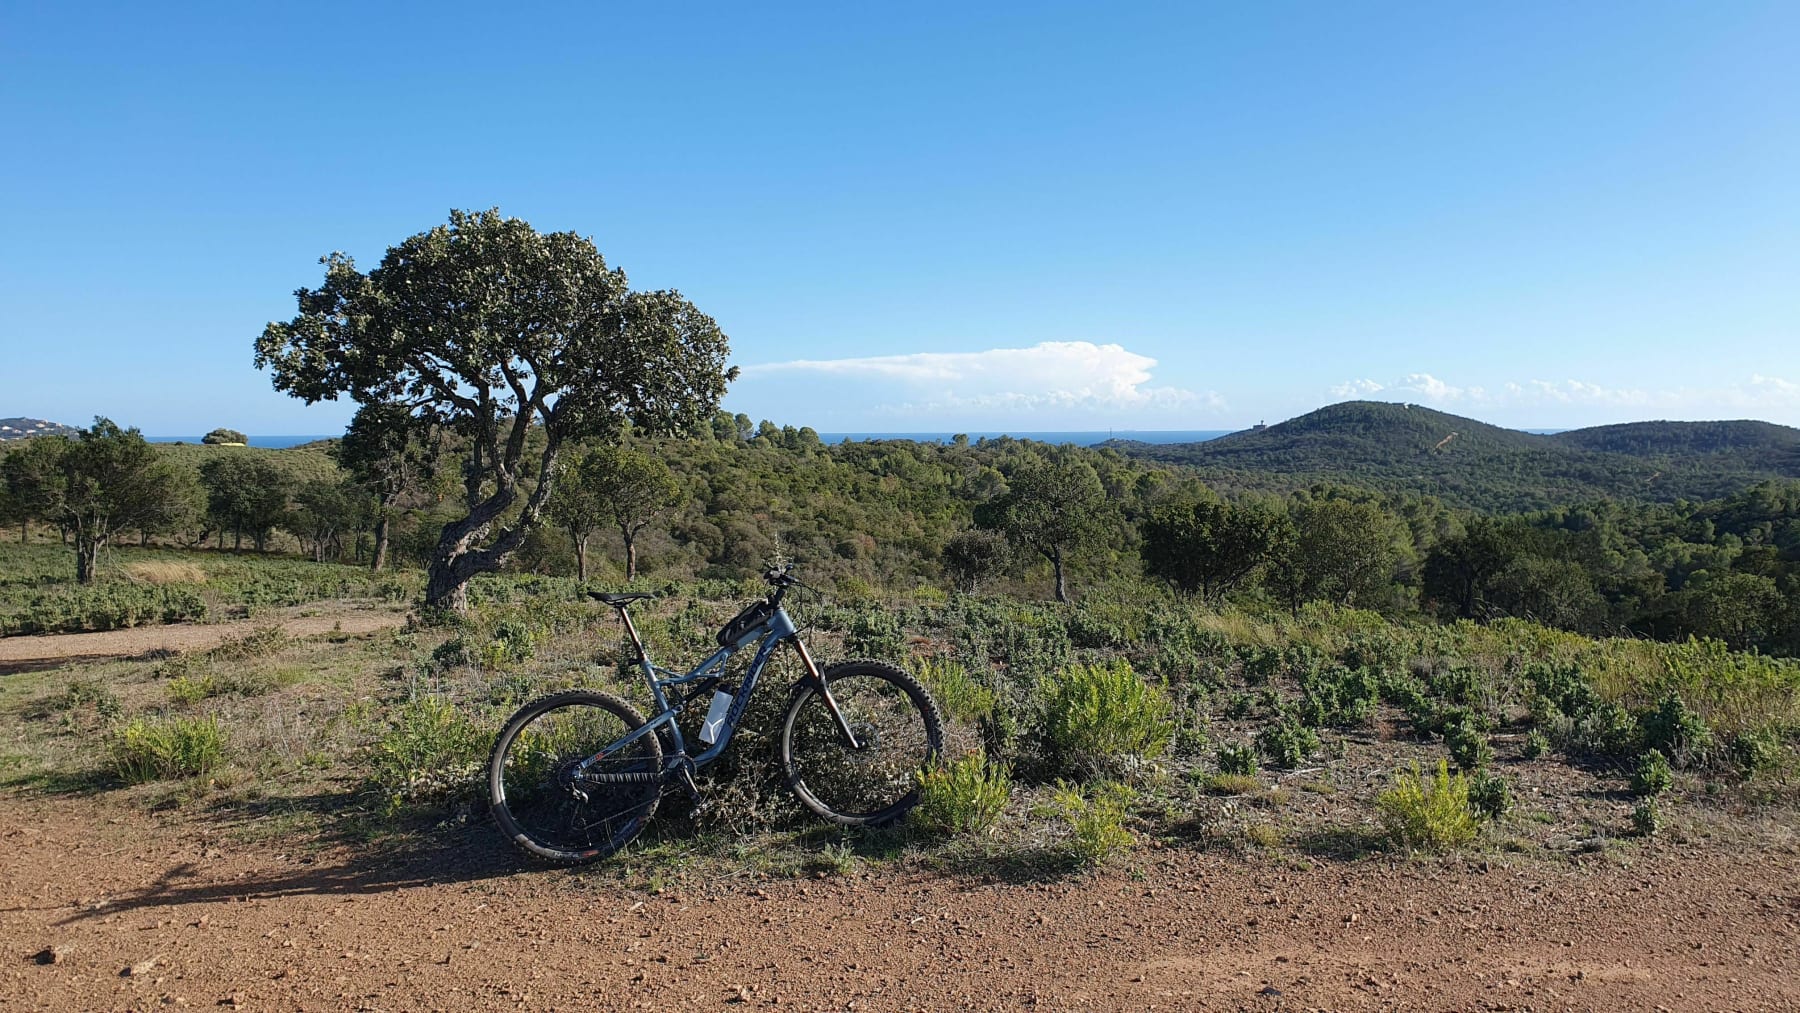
<box><xmin>1</xmin><ymin>794</ymin><xmax>1795</xmax><ymax>1011</ymax></box>
<box><xmin>0</xmin><ymin>606</ymin><xmax>409</xmax><ymax>674</ymax></box>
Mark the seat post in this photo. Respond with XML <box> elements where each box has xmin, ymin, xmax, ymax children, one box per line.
<box><xmin>616</xmin><ymin>605</ymin><xmax>650</xmax><ymax>665</ymax></box>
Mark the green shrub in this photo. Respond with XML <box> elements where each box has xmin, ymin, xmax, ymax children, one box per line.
<box><xmin>1728</xmin><ymin>729</ymin><xmax>1782</xmax><ymax>780</ymax></box>
<box><xmin>1445</xmin><ymin>723</ymin><xmax>1492</xmax><ymax>771</ymax></box>
<box><xmin>1216</xmin><ymin>742</ymin><xmax>1258</xmax><ymax>776</ymax></box>
<box><xmin>1639</xmin><ymin>691</ymin><xmax>1712</xmax><ymax>766</ymax></box>
<box><xmin>1040</xmin><ymin>660</ymin><xmax>1171</xmax><ymax>772</ymax></box>
<box><xmin>911</xmin><ymin>658</ymin><xmax>996</xmax><ymax>724</ymax></box>
<box><xmin>911</xmin><ymin>755</ymin><xmax>1011</xmax><ymax>837</ymax></box>
<box><xmin>1467</xmin><ymin>771</ymin><xmax>1511</xmax><ymax>818</ymax></box>
<box><xmin>109</xmin><ymin>716</ymin><xmax>227</xmax><ymax>783</ymax></box>
<box><xmin>53</xmin><ymin>677</ymin><xmax>123</xmax><ymax>722</ymax></box>
<box><xmin>1376</xmin><ymin>760</ymin><xmax>1480</xmax><ymax>852</ymax></box>
<box><xmin>1522</xmin><ymin>730</ymin><xmax>1550</xmax><ymax>760</ymax></box>
<box><xmin>1631</xmin><ymin>799</ymin><xmax>1662</xmax><ymax>836</ymax></box>
<box><xmin>367</xmin><ymin>697</ymin><xmax>488</xmax><ymax>812</ymax></box>
<box><xmin>845</xmin><ymin>610</ymin><xmax>906</xmax><ymax>659</ymax></box>
<box><xmin>166</xmin><ymin>674</ymin><xmax>218</xmax><ymax>705</ymax></box>
<box><xmin>1630</xmin><ymin>749</ymin><xmax>1674</xmax><ymax>797</ymax></box>
<box><xmin>1046</xmin><ymin>781</ymin><xmax>1135</xmax><ymax>865</ymax></box>
<box><xmin>1255</xmin><ymin>717</ymin><xmax>1319</xmax><ymax>770</ymax></box>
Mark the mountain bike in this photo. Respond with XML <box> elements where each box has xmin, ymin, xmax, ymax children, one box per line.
<box><xmin>487</xmin><ymin>565</ymin><xmax>944</xmax><ymax>864</ymax></box>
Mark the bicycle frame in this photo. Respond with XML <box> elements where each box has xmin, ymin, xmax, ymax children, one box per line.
<box><xmin>573</xmin><ymin>601</ymin><xmax>858</xmax><ymax>783</ymax></box>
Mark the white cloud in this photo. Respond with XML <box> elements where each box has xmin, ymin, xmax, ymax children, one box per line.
<box><xmin>744</xmin><ymin>341</ymin><xmax>1222</xmax><ymax>423</ymax></box>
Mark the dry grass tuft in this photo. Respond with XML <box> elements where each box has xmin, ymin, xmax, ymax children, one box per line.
<box><xmin>123</xmin><ymin>561</ymin><xmax>208</xmax><ymax>585</ymax></box>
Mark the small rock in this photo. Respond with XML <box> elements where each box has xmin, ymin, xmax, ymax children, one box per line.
<box><xmin>31</xmin><ymin>945</ymin><xmax>70</xmax><ymax>966</ymax></box>
<box><xmin>123</xmin><ymin>956</ymin><xmax>159</xmax><ymax>977</ymax></box>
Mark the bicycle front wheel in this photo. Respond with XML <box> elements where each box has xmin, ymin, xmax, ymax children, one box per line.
<box><xmin>488</xmin><ymin>690</ymin><xmax>663</xmax><ymax>865</ymax></box>
<box><xmin>781</xmin><ymin>660</ymin><xmax>943</xmax><ymax>826</ymax></box>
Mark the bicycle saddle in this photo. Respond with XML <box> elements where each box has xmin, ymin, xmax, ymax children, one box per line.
<box><xmin>587</xmin><ymin>591</ymin><xmax>656</xmax><ymax>606</ymax></box>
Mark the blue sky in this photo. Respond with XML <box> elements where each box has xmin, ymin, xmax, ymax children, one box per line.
<box><xmin>3</xmin><ymin>2</ymin><xmax>1797</xmax><ymax>433</ymax></box>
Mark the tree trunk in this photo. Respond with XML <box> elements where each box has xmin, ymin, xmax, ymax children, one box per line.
<box><xmin>371</xmin><ymin>515</ymin><xmax>390</xmax><ymax>572</ymax></box>
<box><xmin>75</xmin><ymin>537</ymin><xmax>101</xmax><ymax>584</ymax></box>
<box><xmin>18</xmin><ymin>520</ymin><xmax>25</xmax><ymax>544</ymax></box>
<box><xmin>574</xmin><ymin>533</ymin><xmax>589</xmax><ymax>583</ymax></box>
<box><xmin>622</xmin><ymin>528</ymin><xmax>638</xmax><ymax>582</ymax></box>
<box><xmin>1050</xmin><ymin>547</ymin><xmax>1068</xmax><ymax>603</ymax></box>
<box><xmin>425</xmin><ymin>554</ymin><xmax>478</xmax><ymax>612</ymax></box>
<box><xmin>233</xmin><ymin>529</ymin><xmax>242</xmax><ymax>552</ymax></box>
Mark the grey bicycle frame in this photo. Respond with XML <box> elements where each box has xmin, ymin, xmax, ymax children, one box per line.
<box><xmin>573</xmin><ymin>601</ymin><xmax>859</xmax><ymax>782</ymax></box>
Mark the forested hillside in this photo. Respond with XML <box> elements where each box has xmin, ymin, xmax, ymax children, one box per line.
<box><xmin>1107</xmin><ymin>401</ymin><xmax>1800</xmax><ymax>512</ymax></box>
<box><xmin>5</xmin><ymin>413</ymin><xmax>1798</xmax><ymax>656</ymax></box>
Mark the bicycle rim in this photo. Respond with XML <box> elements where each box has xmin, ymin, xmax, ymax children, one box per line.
<box><xmin>491</xmin><ymin>694</ymin><xmax>661</xmax><ymax>862</ymax></box>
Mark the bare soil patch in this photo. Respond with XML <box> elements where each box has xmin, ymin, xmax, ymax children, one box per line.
<box><xmin>0</xmin><ymin>605</ymin><xmax>409</xmax><ymax>675</ymax></box>
<box><xmin>2</xmin><ymin>793</ymin><xmax>1795</xmax><ymax>1011</ymax></box>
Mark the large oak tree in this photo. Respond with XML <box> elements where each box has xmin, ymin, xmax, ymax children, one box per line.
<box><xmin>256</xmin><ymin>209</ymin><xmax>734</xmax><ymax>609</ymax></box>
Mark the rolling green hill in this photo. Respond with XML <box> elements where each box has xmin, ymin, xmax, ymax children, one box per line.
<box><xmin>1106</xmin><ymin>401</ymin><xmax>1800</xmax><ymax>511</ymax></box>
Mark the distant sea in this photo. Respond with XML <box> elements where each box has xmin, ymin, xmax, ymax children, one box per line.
<box><xmin>147</xmin><ymin>430</ymin><xmax>1239</xmax><ymax>449</ymax></box>
<box><xmin>148</xmin><ymin>435</ymin><xmax>337</xmax><ymax>449</ymax></box>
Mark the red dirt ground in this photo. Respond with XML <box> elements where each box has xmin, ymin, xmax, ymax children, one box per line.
<box><xmin>2</xmin><ymin>793</ymin><xmax>1796</xmax><ymax>1012</ymax></box>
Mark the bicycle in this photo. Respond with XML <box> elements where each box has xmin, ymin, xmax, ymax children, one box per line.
<box><xmin>487</xmin><ymin>565</ymin><xmax>944</xmax><ymax>864</ymax></box>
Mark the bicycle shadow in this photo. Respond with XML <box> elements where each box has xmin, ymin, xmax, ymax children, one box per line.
<box><xmin>53</xmin><ymin>803</ymin><xmax>528</xmax><ymax>925</ymax></box>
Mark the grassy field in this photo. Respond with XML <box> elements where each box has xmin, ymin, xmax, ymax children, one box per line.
<box><xmin>0</xmin><ymin>542</ymin><xmax>418</xmax><ymax>635</ymax></box>
<box><xmin>2</xmin><ymin>551</ymin><xmax>1795</xmax><ymax>884</ymax></box>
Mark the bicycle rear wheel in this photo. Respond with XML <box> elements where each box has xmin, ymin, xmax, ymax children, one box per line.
<box><xmin>488</xmin><ymin>690</ymin><xmax>663</xmax><ymax>864</ymax></box>
<box><xmin>781</xmin><ymin>660</ymin><xmax>943</xmax><ymax>826</ymax></box>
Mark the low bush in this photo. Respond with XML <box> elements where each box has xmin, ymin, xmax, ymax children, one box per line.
<box><xmin>1046</xmin><ymin>781</ymin><xmax>1135</xmax><ymax>865</ymax></box>
<box><xmin>1639</xmin><ymin>691</ymin><xmax>1713</xmax><ymax>766</ymax></box>
<box><xmin>1216</xmin><ymin>742</ymin><xmax>1258</xmax><ymax>776</ymax></box>
<box><xmin>1255</xmin><ymin>717</ymin><xmax>1319</xmax><ymax>770</ymax></box>
<box><xmin>1728</xmin><ymin>729</ymin><xmax>1782</xmax><ymax>780</ymax></box>
<box><xmin>1467</xmin><ymin>771</ymin><xmax>1511</xmax><ymax>818</ymax></box>
<box><xmin>911</xmin><ymin>755</ymin><xmax>1010</xmax><ymax>837</ymax></box>
<box><xmin>1630</xmin><ymin>749</ymin><xmax>1674</xmax><ymax>797</ymax></box>
<box><xmin>367</xmin><ymin>697</ymin><xmax>489</xmax><ymax>813</ymax></box>
<box><xmin>1522</xmin><ymin>730</ymin><xmax>1550</xmax><ymax>760</ymax></box>
<box><xmin>1040</xmin><ymin>660</ymin><xmax>1171</xmax><ymax>773</ymax></box>
<box><xmin>911</xmin><ymin>657</ymin><xmax>996</xmax><ymax>725</ymax></box>
<box><xmin>1446</xmin><ymin>723</ymin><xmax>1493</xmax><ymax>771</ymax></box>
<box><xmin>1631</xmin><ymin>798</ymin><xmax>1662</xmax><ymax>836</ymax></box>
<box><xmin>110</xmin><ymin>715</ymin><xmax>227</xmax><ymax>783</ymax></box>
<box><xmin>1376</xmin><ymin>760</ymin><xmax>1480</xmax><ymax>852</ymax></box>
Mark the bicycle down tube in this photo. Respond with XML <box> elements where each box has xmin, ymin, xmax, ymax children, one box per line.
<box><xmin>573</xmin><ymin>603</ymin><xmax>859</xmax><ymax>784</ymax></box>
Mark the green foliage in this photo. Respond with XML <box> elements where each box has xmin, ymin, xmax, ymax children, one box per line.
<box><xmin>1297</xmin><ymin>664</ymin><xmax>1380</xmax><ymax>728</ymax></box>
<box><xmin>1140</xmin><ymin>496</ymin><xmax>1284</xmax><ymax>600</ymax></box>
<box><xmin>1046</xmin><ymin>781</ymin><xmax>1135</xmax><ymax>865</ymax></box>
<box><xmin>1254</xmin><ymin>716</ymin><xmax>1319</xmax><ymax>770</ymax></box>
<box><xmin>1523</xmin><ymin>730</ymin><xmax>1550</xmax><ymax>759</ymax></box>
<box><xmin>1631</xmin><ymin>798</ymin><xmax>1662</xmax><ymax>836</ymax></box>
<box><xmin>1639</xmin><ymin>691</ymin><xmax>1713</xmax><ymax>766</ymax></box>
<box><xmin>911</xmin><ymin>755</ymin><xmax>1010</xmax><ymax>837</ymax></box>
<box><xmin>1445</xmin><ymin>723</ymin><xmax>1493</xmax><ymax>771</ymax></box>
<box><xmin>975</xmin><ymin>455</ymin><xmax>1108</xmax><ymax>602</ymax></box>
<box><xmin>1376</xmin><ymin>760</ymin><xmax>1481</xmax><ymax>852</ymax></box>
<box><xmin>1040</xmin><ymin>660</ymin><xmax>1171</xmax><ymax>772</ymax></box>
<box><xmin>1631</xmin><ymin>749</ymin><xmax>1674</xmax><ymax>797</ymax></box>
<box><xmin>110</xmin><ymin>715</ymin><xmax>227</xmax><ymax>783</ymax></box>
<box><xmin>1215</xmin><ymin>742</ymin><xmax>1258</xmax><ymax>776</ymax></box>
<box><xmin>1728</xmin><ymin>729</ymin><xmax>1782</xmax><ymax>780</ymax></box>
<box><xmin>256</xmin><ymin>208</ymin><xmax>734</xmax><ymax>609</ymax></box>
<box><xmin>911</xmin><ymin>658</ymin><xmax>995</xmax><ymax>725</ymax></box>
<box><xmin>844</xmin><ymin>610</ymin><xmax>905</xmax><ymax>659</ymax></box>
<box><xmin>166</xmin><ymin>674</ymin><xmax>216</xmax><ymax>705</ymax></box>
<box><xmin>367</xmin><ymin>697</ymin><xmax>488</xmax><ymax>812</ymax></box>
<box><xmin>202</xmin><ymin>428</ymin><xmax>247</xmax><ymax>445</ymax></box>
<box><xmin>1467</xmin><ymin>771</ymin><xmax>1511</xmax><ymax>818</ymax></box>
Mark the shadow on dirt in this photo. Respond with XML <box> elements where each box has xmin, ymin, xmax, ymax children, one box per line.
<box><xmin>55</xmin><ymin>801</ymin><xmax>526</xmax><ymax>925</ymax></box>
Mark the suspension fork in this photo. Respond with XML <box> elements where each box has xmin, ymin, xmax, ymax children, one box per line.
<box><xmin>788</xmin><ymin>637</ymin><xmax>862</xmax><ymax>750</ymax></box>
